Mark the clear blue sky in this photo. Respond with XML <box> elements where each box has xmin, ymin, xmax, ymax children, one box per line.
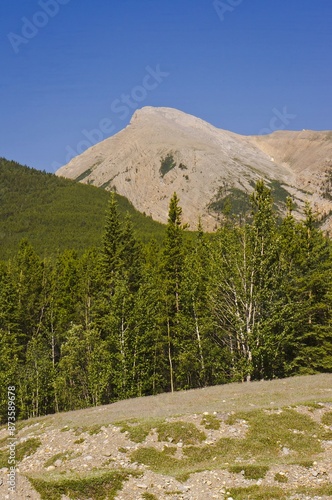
<box><xmin>1</xmin><ymin>0</ymin><xmax>331</xmax><ymax>172</ymax></box>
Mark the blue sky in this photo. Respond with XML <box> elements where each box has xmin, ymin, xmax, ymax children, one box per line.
<box><xmin>1</xmin><ymin>0</ymin><xmax>331</xmax><ymax>172</ymax></box>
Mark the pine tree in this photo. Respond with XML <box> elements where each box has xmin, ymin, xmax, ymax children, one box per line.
<box><xmin>99</xmin><ymin>195</ymin><xmax>143</xmax><ymax>400</ymax></box>
<box><xmin>161</xmin><ymin>193</ymin><xmax>185</xmax><ymax>392</ymax></box>
<box><xmin>102</xmin><ymin>192</ymin><xmax>122</xmax><ymax>288</ymax></box>
<box><xmin>177</xmin><ymin>221</ymin><xmax>214</xmax><ymax>388</ymax></box>
<box><xmin>0</xmin><ymin>329</ymin><xmax>20</xmax><ymax>423</ymax></box>
<box><xmin>286</xmin><ymin>204</ymin><xmax>332</xmax><ymax>373</ymax></box>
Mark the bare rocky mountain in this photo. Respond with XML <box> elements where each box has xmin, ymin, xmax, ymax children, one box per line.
<box><xmin>56</xmin><ymin>107</ymin><xmax>332</xmax><ymax>231</ymax></box>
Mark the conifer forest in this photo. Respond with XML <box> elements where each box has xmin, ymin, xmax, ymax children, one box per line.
<box><xmin>0</xmin><ymin>180</ymin><xmax>331</xmax><ymax>423</ymax></box>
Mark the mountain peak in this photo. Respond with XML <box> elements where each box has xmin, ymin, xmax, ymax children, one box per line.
<box><xmin>56</xmin><ymin>108</ymin><xmax>332</xmax><ymax>231</ymax></box>
<box><xmin>130</xmin><ymin>106</ymin><xmax>222</xmax><ymax>134</ymax></box>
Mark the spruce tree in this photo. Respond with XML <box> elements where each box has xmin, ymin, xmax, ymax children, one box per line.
<box><xmin>161</xmin><ymin>193</ymin><xmax>185</xmax><ymax>392</ymax></box>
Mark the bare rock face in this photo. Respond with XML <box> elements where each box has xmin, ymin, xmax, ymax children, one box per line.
<box><xmin>56</xmin><ymin>107</ymin><xmax>332</xmax><ymax>230</ymax></box>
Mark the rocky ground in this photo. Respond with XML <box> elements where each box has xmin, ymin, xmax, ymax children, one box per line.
<box><xmin>1</xmin><ymin>374</ymin><xmax>332</xmax><ymax>499</ymax></box>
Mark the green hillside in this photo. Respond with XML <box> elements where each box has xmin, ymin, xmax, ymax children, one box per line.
<box><xmin>0</xmin><ymin>158</ymin><xmax>165</xmax><ymax>259</ymax></box>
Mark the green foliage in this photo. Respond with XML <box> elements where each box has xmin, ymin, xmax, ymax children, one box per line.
<box><xmin>0</xmin><ymin>157</ymin><xmax>165</xmax><ymax>259</ymax></box>
<box><xmin>274</xmin><ymin>472</ymin><xmax>288</xmax><ymax>483</ymax></box>
<box><xmin>0</xmin><ymin>177</ymin><xmax>331</xmax><ymax>422</ymax></box>
<box><xmin>227</xmin><ymin>408</ymin><xmax>325</xmax><ymax>459</ymax></box>
<box><xmin>160</xmin><ymin>153</ymin><xmax>176</xmax><ymax>177</ymax></box>
<box><xmin>44</xmin><ymin>451</ymin><xmax>80</xmax><ymax>468</ymax></box>
<box><xmin>56</xmin><ymin>326</ymin><xmax>111</xmax><ymax>411</ymax></box>
<box><xmin>142</xmin><ymin>494</ymin><xmax>158</xmax><ymax>500</ymax></box>
<box><xmin>28</xmin><ymin>469</ymin><xmax>140</xmax><ymax>500</ymax></box>
<box><xmin>130</xmin><ymin>406</ymin><xmax>328</xmax><ymax>481</ymax></box>
<box><xmin>269</xmin><ymin>180</ymin><xmax>292</xmax><ymax>207</ymax></box>
<box><xmin>227</xmin><ymin>485</ymin><xmax>286</xmax><ymax>499</ymax></box>
<box><xmin>73</xmin><ymin>438</ymin><xmax>85</xmax><ymax>444</ymax></box>
<box><xmin>156</xmin><ymin>421</ymin><xmax>206</xmax><ymax>444</ymax></box>
<box><xmin>321</xmin><ymin>167</ymin><xmax>332</xmax><ymax>200</ymax></box>
<box><xmin>209</xmin><ymin>187</ymin><xmax>251</xmax><ymax>216</ymax></box>
<box><xmin>228</xmin><ymin>464</ymin><xmax>269</xmax><ymax>479</ymax></box>
<box><xmin>228</xmin><ymin>484</ymin><xmax>332</xmax><ymax>499</ymax></box>
<box><xmin>322</xmin><ymin>411</ymin><xmax>332</xmax><ymax>426</ymax></box>
<box><xmin>130</xmin><ymin>447</ymin><xmax>183</xmax><ymax>478</ymax></box>
<box><xmin>9</xmin><ymin>438</ymin><xmax>41</xmax><ymax>463</ymax></box>
<box><xmin>75</xmin><ymin>167</ymin><xmax>93</xmax><ymax>182</ymax></box>
<box><xmin>200</xmin><ymin>414</ymin><xmax>220</xmax><ymax>430</ymax></box>
<box><xmin>116</xmin><ymin>419</ymin><xmax>158</xmax><ymax>443</ymax></box>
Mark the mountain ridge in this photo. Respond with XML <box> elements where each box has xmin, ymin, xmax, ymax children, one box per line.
<box><xmin>56</xmin><ymin>106</ymin><xmax>332</xmax><ymax>231</ymax></box>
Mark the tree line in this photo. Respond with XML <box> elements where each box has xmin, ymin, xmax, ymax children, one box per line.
<box><xmin>0</xmin><ymin>181</ymin><xmax>331</xmax><ymax>422</ymax></box>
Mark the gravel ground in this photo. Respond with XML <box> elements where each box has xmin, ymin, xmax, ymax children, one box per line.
<box><xmin>1</xmin><ymin>374</ymin><xmax>331</xmax><ymax>499</ymax></box>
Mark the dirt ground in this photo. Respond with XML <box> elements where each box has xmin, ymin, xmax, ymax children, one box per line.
<box><xmin>1</xmin><ymin>373</ymin><xmax>332</xmax><ymax>500</ymax></box>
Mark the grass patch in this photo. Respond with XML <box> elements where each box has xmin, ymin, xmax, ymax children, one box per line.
<box><xmin>298</xmin><ymin>484</ymin><xmax>332</xmax><ymax>496</ymax></box>
<box><xmin>130</xmin><ymin>407</ymin><xmax>327</xmax><ymax>480</ymax></box>
<box><xmin>228</xmin><ymin>485</ymin><xmax>287</xmax><ymax>499</ymax></box>
<box><xmin>0</xmin><ymin>450</ymin><xmax>7</xmax><ymax>468</ymax></box>
<box><xmin>86</xmin><ymin>424</ymin><xmax>104</xmax><ymax>435</ymax></box>
<box><xmin>73</xmin><ymin>424</ymin><xmax>103</xmax><ymax>436</ymax></box>
<box><xmin>0</xmin><ymin>436</ymin><xmax>8</xmax><ymax>449</ymax></box>
<box><xmin>142</xmin><ymin>493</ymin><xmax>158</xmax><ymax>500</ymax></box>
<box><xmin>163</xmin><ymin>445</ymin><xmax>177</xmax><ymax>455</ymax></box>
<box><xmin>228</xmin><ymin>464</ymin><xmax>269</xmax><ymax>480</ymax></box>
<box><xmin>73</xmin><ymin>437</ymin><xmax>85</xmax><ymax>444</ymax></box>
<box><xmin>131</xmin><ymin>447</ymin><xmax>183</xmax><ymax>478</ymax></box>
<box><xmin>0</xmin><ymin>437</ymin><xmax>42</xmax><ymax>467</ymax></box>
<box><xmin>16</xmin><ymin>437</ymin><xmax>42</xmax><ymax>461</ymax></box>
<box><xmin>228</xmin><ymin>408</ymin><xmax>325</xmax><ymax>460</ymax></box>
<box><xmin>28</xmin><ymin>468</ymin><xmax>140</xmax><ymax>500</ymax></box>
<box><xmin>302</xmin><ymin>402</ymin><xmax>322</xmax><ymax>410</ymax></box>
<box><xmin>15</xmin><ymin>420</ymin><xmax>39</xmax><ymax>431</ymax></box>
<box><xmin>229</xmin><ymin>484</ymin><xmax>332</xmax><ymax>499</ymax></box>
<box><xmin>115</xmin><ymin>418</ymin><xmax>159</xmax><ymax>443</ymax></box>
<box><xmin>291</xmin><ymin>459</ymin><xmax>314</xmax><ymax>468</ymax></box>
<box><xmin>156</xmin><ymin>421</ymin><xmax>206</xmax><ymax>445</ymax></box>
<box><xmin>200</xmin><ymin>413</ymin><xmax>220</xmax><ymax>430</ymax></box>
<box><xmin>44</xmin><ymin>451</ymin><xmax>81</xmax><ymax>468</ymax></box>
<box><xmin>322</xmin><ymin>411</ymin><xmax>332</xmax><ymax>426</ymax></box>
<box><xmin>274</xmin><ymin>472</ymin><xmax>288</xmax><ymax>483</ymax></box>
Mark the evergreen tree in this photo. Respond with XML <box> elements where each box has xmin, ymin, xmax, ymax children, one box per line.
<box><xmin>286</xmin><ymin>204</ymin><xmax>332</xmax><ymax>373</ymax></box>
<box><xmin>0</xmin><ymin>329</ymin><xmax>20</xmax><ymax>423</ymax></box>
<box><xmin>177</xmin><ymin>222</ymin><xmax>213</xmax><ymax>388</ymax></box>
<box><xmin>161</xmin><ymin>193</ymin><xmax>185</xmax><ymax>392</ymax></box>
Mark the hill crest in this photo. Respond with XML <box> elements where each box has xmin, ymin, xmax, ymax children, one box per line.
<box><xmin>56</xmin><ymin>107</ymin><xmax>332</xmax><ymax>231</ymax></box>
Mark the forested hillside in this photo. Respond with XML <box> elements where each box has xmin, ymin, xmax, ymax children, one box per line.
<box><xmin>0</xmin><ymin>180</ymin><xmax>331</xmax><ymax>423</ymax></box>
<box><xmin>0</xmin><ymin>158</ymin><xmax>165</xmax><ymax>259</ymax></box>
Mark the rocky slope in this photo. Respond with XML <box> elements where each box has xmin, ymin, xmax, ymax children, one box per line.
<box><xmin>1</xmin><ymin>374</ymin><xmax>332</xmax><ymax>499</ymax></box>
<box><xmin>56</xmin><ymin>107</ymin><xmax>332</xmax><ymax>231</ymax></box>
